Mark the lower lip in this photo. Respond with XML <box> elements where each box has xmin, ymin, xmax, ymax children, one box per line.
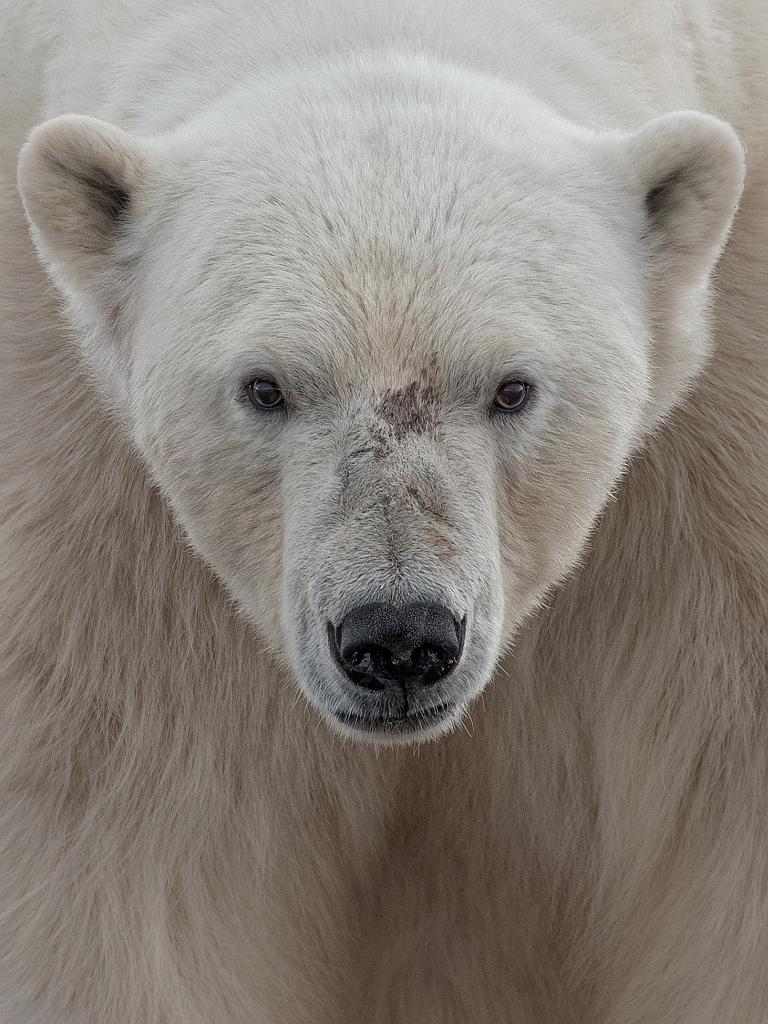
<box><xmin>333</xmin><ymin>701</ymin><xmax>457</xmax><ymax>734</ymax></box>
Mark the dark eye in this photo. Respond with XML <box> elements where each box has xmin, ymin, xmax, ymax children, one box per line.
<box><xmin>247</xmin><ymin>378</ymin><xmax>284</xmax><ymax>410</ymax></box>
<box><xmin>493</xmin><ymin>380</ymin><xmax>531</xmax><ymax>413</ymax></box>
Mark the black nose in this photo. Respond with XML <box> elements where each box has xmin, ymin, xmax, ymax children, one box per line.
<box><xmin>331</xmin><ymin>602</ymin><xmax>464</xmax><ymax>692</ymax></box>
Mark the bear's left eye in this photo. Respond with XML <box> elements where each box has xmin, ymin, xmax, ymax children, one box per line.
<box><xmin>493</xmin><ymin>380</ymin><xmax>532</xmax><ymax>412</ymax></box>
<box><xmin>247</xmin><ymin>378</ymin><xmax>284</xmax><ymax>410</ymax></box>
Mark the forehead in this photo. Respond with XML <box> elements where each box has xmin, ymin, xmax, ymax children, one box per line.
<box><xmin>154</xmin><ymin>133</ymin><xmax>635</xmax><ymax>385</ymax></box>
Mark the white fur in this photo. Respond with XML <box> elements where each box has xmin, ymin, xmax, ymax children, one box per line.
<box><xmin>1</xmin><ymin>1</ymin><xmax>767</xmax><ymax>1021</ymax></box>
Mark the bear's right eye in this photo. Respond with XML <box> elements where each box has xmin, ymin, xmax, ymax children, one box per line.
<box><xmin>246</xmin><ymin>378</ymin><xmax>284</xmax><ymax>410</ymax></box>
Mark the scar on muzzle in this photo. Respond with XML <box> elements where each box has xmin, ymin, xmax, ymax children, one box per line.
<box><xmin>373</xmin><ymin>379</ymin><xmax>439</xmax><ymax>445</ymax></box>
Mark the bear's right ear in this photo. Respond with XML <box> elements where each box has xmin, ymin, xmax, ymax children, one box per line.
<box><xmin>17</xmin><ymin>114</ymin><xmax>153</xmax><ymax>318</ymax></box>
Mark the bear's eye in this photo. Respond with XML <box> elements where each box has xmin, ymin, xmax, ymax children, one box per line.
<box><xmin>247</xmin><ymin>378</ymin><xmax>284</xmax><ymax>410</ymax></box>
<box><xmin>493</xmin><ymin>380</ymin><xmax>531</xmax><ymax>412</ymax></box>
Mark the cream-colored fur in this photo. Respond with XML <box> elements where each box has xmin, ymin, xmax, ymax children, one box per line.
<box><xmin>2</xmin><ymin>1</ymin><xmax>768</xmax><ymax>1021</ymax></box>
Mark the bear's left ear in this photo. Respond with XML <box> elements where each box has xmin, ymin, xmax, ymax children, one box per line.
<box><xmin>604</xmin><ymin>111</ymin><xmax>745</xmax><ymax>415</ymax></box>
<box><xmin>17</xmin><ymin>114</ymin><xmax>154</xmax><ymax>321</ymax></box>
<box><xmin>624</xmin><ymin>111</ymin><xmax>745</xmax><ymax>283</ymax></box>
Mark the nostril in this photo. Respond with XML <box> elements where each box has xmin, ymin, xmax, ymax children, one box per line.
<box><xmin>329</xmin><ymin>603</ymin><xmax>464</xmax><ymax>691</ymax></box>
<box><xmin>409</xmin><ymin>641</ymin><xmax>458</xmax><ymax>684</ymax></box>
<box><xmin>337</xmin><ymin>640</ymin><xmax>390</xmax><ymax>691</ymax></box>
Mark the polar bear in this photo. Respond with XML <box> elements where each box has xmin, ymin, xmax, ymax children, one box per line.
<box><xmin>1</xmin><ymin>0</ymin><xmax>767</xmax><ymax>1021</ymax></box>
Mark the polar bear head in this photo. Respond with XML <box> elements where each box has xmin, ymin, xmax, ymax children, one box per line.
<box><xmin>18</xmin><ymin>57</ymin><xmax>744</xmax><ymax>743</ymax></box>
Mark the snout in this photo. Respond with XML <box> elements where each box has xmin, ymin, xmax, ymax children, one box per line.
<box><xmin>287</xmin><ymin>423</ymin><xmax>506</xmax><ymax>742</ymax></box>
<box><xmin>327</xmin><ymin>602</ymin><xmax>466</xmax><ymax>735</ymax></box>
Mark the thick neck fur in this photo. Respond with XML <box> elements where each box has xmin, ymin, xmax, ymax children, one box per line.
<box><xmin>2</xmin><ymin>2</ymin><xmax>768</xmax><ymax>1022</ymax></box>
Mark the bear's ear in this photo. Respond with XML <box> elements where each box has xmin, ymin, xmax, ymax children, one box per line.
<box><xmin>626</xmin><ymin>111</ymin><xmax>745</xmax><ymax>282</ymax></box>
<box><xmin>17</xmin><ymin>114</ymin><xmax>153</xmax><ymax>318</ymax></box>
<box><xmin>607</xmin><ymin>111</ymin><xmax>745</xmax><ymax>416</ymax></box>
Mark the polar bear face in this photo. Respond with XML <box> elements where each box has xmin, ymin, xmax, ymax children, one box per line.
<box><xmin>18</xmin><ymin>76</ymin><xmax>744</xmax><ymax>743</ymax></box>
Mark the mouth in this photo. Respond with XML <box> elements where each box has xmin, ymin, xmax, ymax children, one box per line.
<box><xmin>331</xmin><ymin>700</ymin><xmax>458</xmax><ymax>735</ymax></box>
